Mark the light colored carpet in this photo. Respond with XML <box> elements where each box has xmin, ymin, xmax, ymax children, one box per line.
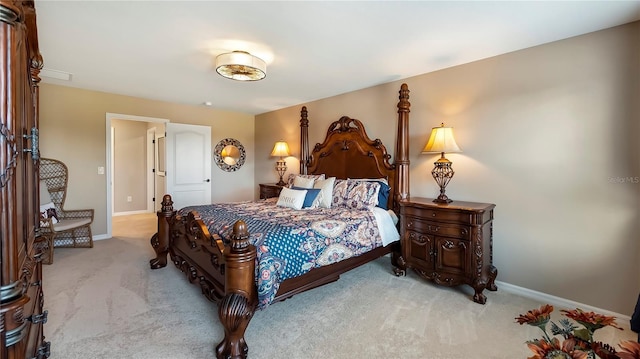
<box><xmin>43</xmin><ymin>213</ymin><xmax>636</xmax><ymax>359</ymax></box>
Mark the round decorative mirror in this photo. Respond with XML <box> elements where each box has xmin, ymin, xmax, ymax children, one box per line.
<box><xmin>214</xmin><ymin>138</ymin><xmax>246</xmax><ymax>172</ymax></box>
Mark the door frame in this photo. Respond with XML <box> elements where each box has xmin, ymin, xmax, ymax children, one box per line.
<box><xmin>105</xmin><ymin>113</ymin><xmax>169</xmax><ymax>239</ymax></box>
<box><xmin>146</xmin><ymin>127</ymin><xmax>157</xmax><ymax>213</ymax></box>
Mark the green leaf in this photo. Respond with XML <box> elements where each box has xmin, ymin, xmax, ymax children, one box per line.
<box><xmin>573</xmin><ymin>328</ymin><xmax>591</xmax><ymax>342</ymax></box>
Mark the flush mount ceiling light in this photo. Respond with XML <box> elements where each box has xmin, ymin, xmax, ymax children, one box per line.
<box><xmin>215</xmin><ymin>51</ymin><xmax>266</xmax><ymax>81</ymax></box>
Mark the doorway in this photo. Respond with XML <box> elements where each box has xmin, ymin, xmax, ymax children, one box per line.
<box><xmin>105</xmin><ymin>113</ymin><xmax>169</xmax><ymax>239</ymax></box>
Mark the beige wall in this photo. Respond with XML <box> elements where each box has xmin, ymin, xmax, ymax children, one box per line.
<box><xmin>256</xmin><ymin>22</ymin><xmax>640</xmax><ymax>315</ymax></box>
<box><xmin>112</xmin><ymin>119</ymin><xmax>148</xmax><ymax>213</ymax></box>
<box><xmin>39</xmin><ymin>84</ymin><xmax>255</xmax><ymax>237</ymax></box>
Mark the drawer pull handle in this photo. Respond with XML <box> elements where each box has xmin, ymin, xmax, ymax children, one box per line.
<box><xmin>431</xmin><ymin>212</ymin><xmax>436</xmax><ymax>217</ymax></box>
<box><xmin>427</xmin><ymin>225</ymin><xmax>439</xmax><ymax>232</ymax></box>
<box><xmin>461</xmin><ymin>229</ymin><xmax>468</xmax><ymax>235</ymax></box>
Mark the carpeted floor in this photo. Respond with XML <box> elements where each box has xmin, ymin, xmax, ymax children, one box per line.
<box><xmin>42</xmin><ymin>213</ymin><xmax>636</xmax><ymax>359</ymax></box>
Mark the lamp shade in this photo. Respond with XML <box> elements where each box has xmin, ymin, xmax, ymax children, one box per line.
<box><xmin>270</xmin><ymin>141</ymin><xmax>290</xmax><ymax>157</ymax></box>
<box><xmin>215</xmin><ymin>51</ymin><xmax>266</xmax><ymax>81</ymax></box>
<box><xmin>422</xmin><ymin>123</ymin><xmax>462</xmax><ymax>154</ymax></box>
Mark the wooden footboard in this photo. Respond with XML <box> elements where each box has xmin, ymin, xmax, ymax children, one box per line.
<box><xmin>150</xmin><ymin>195</ymin><xmax>257</xmax><ymax>358</ymax></box>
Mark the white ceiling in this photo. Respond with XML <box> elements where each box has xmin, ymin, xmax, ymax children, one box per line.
<box><xmin>36</xmin><ymin>1</ymin><xmax>640</xmax><ymax>115</ymax></box>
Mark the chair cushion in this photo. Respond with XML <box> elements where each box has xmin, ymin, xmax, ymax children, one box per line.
<box><xmin>53</xmin><ymin>218</ymin><xmax>91</xmax><ymax>231</ymax></box>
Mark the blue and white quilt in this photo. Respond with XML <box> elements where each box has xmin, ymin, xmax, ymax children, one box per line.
<box><xmin>180</xmin><ymin>198</ymin><xmax>383</xmax><ymax>309</ymax></box>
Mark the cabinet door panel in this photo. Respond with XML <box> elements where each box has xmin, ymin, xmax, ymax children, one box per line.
<box><xmin>405</xmin><ymin>230</ymin><xmax>434</xmax><ymax>269</ymax></box>
<box><xmin>435</xmin><ymin>237</ymin><xmax>470</xmax><ymax>275</ymax></box>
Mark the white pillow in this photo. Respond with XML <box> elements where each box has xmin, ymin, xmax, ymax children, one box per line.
<box><xmin>292</xmin><ymin>176</ymin><xmax>315</xmax><ymax>189</ymax></box>
<box><xmin>313</xmin><ymin>177</ymin><xmax>336</xmax><ymax>208</ymax></box>
<box><xmin>276</xmin><ymin>187</ymin><xmax>307</xmax><ymax>210</ymax></box>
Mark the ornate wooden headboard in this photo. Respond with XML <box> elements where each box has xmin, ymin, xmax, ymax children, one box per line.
<box><xmin>299</xmin><ymin>83</ymin><xmax>411</xmax><ymax>213</ymax></box>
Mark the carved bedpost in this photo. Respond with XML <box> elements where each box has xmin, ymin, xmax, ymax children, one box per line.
<box><xmin>395</xmin><ymin>83</ymin><xmax>411</xmax><ymax>206</ymax></box>
<box><xmin>216</xmin><ymin>220</ymin><xmax>257</xmax><ymax>359</ymax></box>
<box><xmin>299</xmin><ymin>106</ymin><xmax>309</xmax><ymax>174</ymax></box>
<box><xmin>149</xmin><ymin>195</ymin><xmax>175</xmax><ymax>269</ymax></box>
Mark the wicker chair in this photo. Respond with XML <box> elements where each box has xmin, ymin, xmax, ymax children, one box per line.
<box><xmin>38</xmin><ymin>158</ymin><xmax>94</xmax><ymax>264</ymax></box>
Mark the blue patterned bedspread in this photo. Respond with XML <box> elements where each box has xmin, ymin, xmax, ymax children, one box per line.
<box><xmin>180</xmin><ymin>198</ymin><xmax>383</xmax><ymax>309</ymax></box>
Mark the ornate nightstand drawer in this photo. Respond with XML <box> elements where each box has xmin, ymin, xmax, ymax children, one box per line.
<box><xmin>404</xmin><ymin>218</ymin><xmax>471</xmax><ymax>240</ymax></box>
<box><xmin>403</xmin><ymin>206</ymin><xmax>472</xmax><ymax>225</ymax></box>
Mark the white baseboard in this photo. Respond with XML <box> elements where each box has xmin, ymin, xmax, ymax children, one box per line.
<box><xmin>496</xmin><ymin>280</ymin><xmax>631</xmax><ymax>321</ymax></box>
<box><xmin>92</xmin><ymin>234</ymin><xmax>110</xmax><ymax>241</ymax></box>
<box><xmin>113</xmin><ymin>210</ymin><xmax>152</xmax><ymax>216</ymax></box>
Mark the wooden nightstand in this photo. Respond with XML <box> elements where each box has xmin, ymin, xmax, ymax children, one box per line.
<box><xmin>259</xmin><ymin>183</ymin><xmax>284</xmax><ymax>199</ymax></box>
<box><xmin>396</xmin><ymin>197</ymin><xmax>498</xmax><ymax>304</ymax></box>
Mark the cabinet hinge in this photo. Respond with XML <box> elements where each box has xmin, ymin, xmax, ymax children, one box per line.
<box><xmin>27</xmin><ymin>310</ymin><xmax>48</xmax><ymax>324</ymax></box>
<box><xmin>23</xmin><ymin>127</ymin><xmax>40</xmax><ymax>161</ymax></box>
<box><xmin>29</xmin><ymin>341</ymin><xmax>51</xmax><ymax>359</ymax></box>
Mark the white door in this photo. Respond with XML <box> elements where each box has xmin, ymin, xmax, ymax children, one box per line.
<box><xmin>165</xmin><ymin>123</ymin><xmax>212</xmax><ymax>210</ymax></box>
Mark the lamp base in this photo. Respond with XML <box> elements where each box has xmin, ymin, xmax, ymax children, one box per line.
<box><xmin>433</xmin><ymin>194</ymin><xmax>453</xmax><ymax>204</ymax></box>
<box><xmin>431</xmin><ymin>156</ymin><xmax>455</xmax><ymax>204</ymax></box>
<box><xmin>275</xmin><ymin>158</ymin><xmax>287</xmax><ymax>187</ymax></box>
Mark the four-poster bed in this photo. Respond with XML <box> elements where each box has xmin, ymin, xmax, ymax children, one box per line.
<box><xmin>149</xmin><ymin>83</ymin><xmax>411</xmax><ymax>358</ymax></box>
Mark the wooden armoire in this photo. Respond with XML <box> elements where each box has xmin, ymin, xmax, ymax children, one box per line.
<box><xmin>0</xmin><ymin>1</ymin><xmax>49</xmax><ymax>358</ymax></box>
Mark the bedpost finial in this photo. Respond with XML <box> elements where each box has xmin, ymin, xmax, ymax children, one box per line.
<box><xmin>230</xmin><ymin>220</ymin><xmax>250</xmax><ymax>249</ymax></box>
<box><xmin>300</xmin><ymin>106</ymin><xmax>308</xmax><ymax>127</ymax></box>
<box><xmin>161</xmin><ymin>195</ymin><xmax>174</xmax><ymax>213</ymax></box>
<box><xmin>398</xmin><ymin>83</ymin><xmax>410</xmax><ymax>112</ymax></box>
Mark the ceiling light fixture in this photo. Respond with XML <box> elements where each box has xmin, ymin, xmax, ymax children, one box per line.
<box><xmin>215</xmin><ymin>51</ymin><xmax>266</xmax><ymax>81</ymax></box>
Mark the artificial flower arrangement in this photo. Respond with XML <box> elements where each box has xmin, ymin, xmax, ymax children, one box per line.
<box><xmin>515</xmin><ymin>304</ymin><xmax>640</xmax><ymax>359</ymax></box>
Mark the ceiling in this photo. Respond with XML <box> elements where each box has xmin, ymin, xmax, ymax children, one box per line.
<box><xmin>35</xmin><ymin>1</ymin><xmax>640</xmax><ymax>115</ymax></box>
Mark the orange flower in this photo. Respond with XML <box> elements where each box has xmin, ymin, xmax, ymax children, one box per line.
<box><xmin>516</xmin><ymin>304</ymin><xmax>554</xmax><ymax>327</ymax></box>
<box><xmin>526</xmin><ymin>338</ymin><xmax>588</xmax><ymax>359</ymax></box>
<box><xmin>526</xmin><ymin>338</ymin><xmax>557</xmax><ymax>359</ymax></box>
<box><xmin>560</xmin><ymin>308</ymin><xmax>622</xmax><ymax>332</ymax></box>
<box><xmin>618</xmin><ymin>340</ymin><xmax>640</xmax><ymax>359</ymax></box>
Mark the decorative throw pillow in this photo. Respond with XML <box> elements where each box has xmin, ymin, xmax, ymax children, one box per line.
<box><xmin>349</xmin><ymin>178</ymin><xmax>391</xmax><ymax>210</ymax></box>
<box><xmin>349</xmin><ymin>177</ymin><xmax>389</xmax><ymax>185</ymax></box>
<box><xmin>39</xmin><ymin>202</ymin><xmax>59</xmax><ymax>226</ymax></box>
<box><xmin>293</xmin><ymin>186</ymin><xmax>322</xmax><ymax>208</ymax></box>
<box><xmin>375</xmin><ymin>181</ymin><xmax>391</xmax><ymax>210</ymax></box>
<box><xmin>347</xmin><ymin>180</ymin><xmax>381</xmax><ymax>210</ymax></box>
<box><xmin>333</xmin><ymin>179</ymin><xmax>381</xmax><ymax>210</ymax></box>
<box><xmin>286</xmin><ymin>173</ymin><xmax>326</xmax><ymax>188</ymax></box>
<box><xmin>331</xmin><ymin>179</ymin><xmax>349</xmax><ymax>208</ymax></box>
<box><xmin>292</xmin><ymin>176</ymin><xmax>315</xmax><ymax>189</ymax></box>
<box><xmin>276</xmin><ymin>187</ymin><xmax>307</xmax><ymax>210</ymax></box>
<box><xmin>313</xmin><ymin>177</ymin><xmax>336</xmax><ymax>209</ymax></box>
